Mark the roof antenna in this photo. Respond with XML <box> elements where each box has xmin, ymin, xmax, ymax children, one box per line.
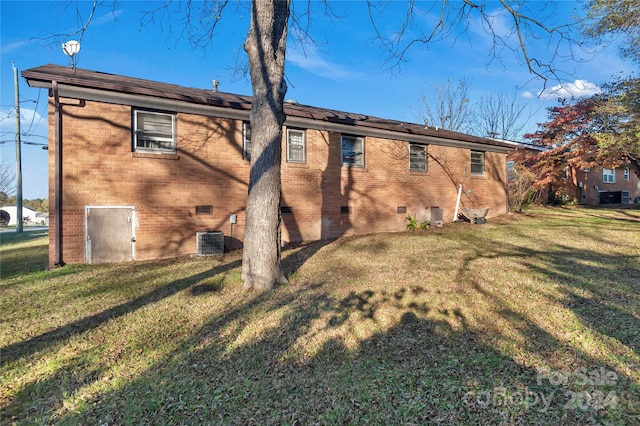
<box><xmin>62</xmin><ymin>40</ymin><xmax>81</xmax><ymax>69</ymax></box>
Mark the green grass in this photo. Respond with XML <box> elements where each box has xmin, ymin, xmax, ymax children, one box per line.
<box><xmin>0</xmin><ymin>229</ymin><xmax>49</xmax><ymax>279</ymax></box>
<box><xmin>1</xmin><ymin>207</ymin><xmax>639</xmax><ymax>425</ymax></box>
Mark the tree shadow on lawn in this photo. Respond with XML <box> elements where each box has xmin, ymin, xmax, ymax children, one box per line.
<box><xmin>0</xmin><ymin>258</ymin><xmax>241</xmax><ymax>368</ymax></box>
<box><xmin>451</xmin><ymin>221</ymin><xmax>639</xmax><ymax>355</ymax></box>
<box><xmin>281</xmin><ymin>238</ymin><xmax>337</xmax><ymax>278</ymax></box>
<box><xmin>524</xmin><ymin>249</ymin><xmax>640</xmax><ymax>355</ymax></box>
<box><xmin>46</xmin><ymin>278</ymin><xmax>639</xmax><ymax>425</ymax></box>
<box><xmin>5</xmin><ymin>219</ymin><xmax>640</xmax><ymax>424</ymax></box>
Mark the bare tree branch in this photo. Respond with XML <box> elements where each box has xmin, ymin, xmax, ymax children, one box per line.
<box><xmin>368</xmin><ymin>0</ymin><xmax>588</xmax><ymax>85</ymax></box>
<box><xmin>416</xmin><ymin>78</ymin><xmax>474</xmax><ymax>132</ymax></box>
<box><xmin>0</xmin><ymin>160</ymin><xmax>16</xmax><ymax>197</ymax></box>
<box><xmin>474</xmin><ymin>90</ymin><xmax>534</xmax><ymax>141</ymax></box>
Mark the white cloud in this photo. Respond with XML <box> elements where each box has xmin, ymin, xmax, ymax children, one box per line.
<box><xmin>0</xmin><ymin>109</ymin><xmax>16</xmax><ymax>131</ymax></box>
<box><xmin>287</xmin><ymin>44</ymin><xmax>356</xmax><ymax>80</ymax></box>
<box><xmin>0</xmin><ymin>40</ymin><xmax>30</xmax><ymax>55</ymax></box>
<box><xmin>538</xmin><ymin>79</ymin><xmax>602</xmax><ymax>100</ymax></box>
<box><xmin>92</xmin><ymin>9</ymin><xmax>124</xmax><ymax>26</ymax></box>
<box><xmin>0</xmin><ymin>108</ymin><xmax>47</xmax><ymax>143</ymax></box>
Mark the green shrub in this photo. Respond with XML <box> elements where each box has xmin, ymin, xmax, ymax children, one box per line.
<box><xmin>406</xmin><ymin>215</ymin><xmax>418</xmax><ymax>230</ymax></box>
<box><xmin>406</xmin><ymin>215</ymin><xmax>430</xmax><ymax>230</ymax></box>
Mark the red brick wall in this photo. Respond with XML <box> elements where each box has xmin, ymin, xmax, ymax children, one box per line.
<box><xmin>48</xmin><ymin>99</ymin><xmax>507</xmax><ymax>265</ymax></box>
<box><xmin>576</xmin><ymin>167</ymin><xmax>639</xmax><ymax>205</ymax></box>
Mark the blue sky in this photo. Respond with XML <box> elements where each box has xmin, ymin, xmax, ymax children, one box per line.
<box><xmin>1</xmin><ymin>0</ymin><xmax>636</xmax><ymax>199</ymax></box>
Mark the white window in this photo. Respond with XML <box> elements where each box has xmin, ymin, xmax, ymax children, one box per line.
<box><xmin>287</xmin><ymin>128</ymin><xmax>306</xmax><ymax>163</ymax></box>
<box><xmin>134</xmin><ymin>110</ymin><xmax>176</xmax><ymax>153</ymax></box>
<box><xmin>243</xmin><ymin>121</ymin><xmax>252</xmax><ymax>160</ymax></box>
<box><xmin>409</xmin><ymin>144</ymin><xmax>427</xmax><ymax>171</ymax></box>
<box><xmin>470</xmin><ymin>150</ymin><xmax>484</xmax><ymax>175</ymax></box>
<box><xmin>624</xmin><ymin>167</ymin><xmax>630</xmax><ymax>181</ymax></box>
<box><xmin>603</xmin><ymin>168</ymin><xmax>615</xmax><ymax>183</ymax></box>
<box><xmin>341</xmin><ymin>135</ymin><xmax>364</xmax><ymax>167</ymax></box>
<box><xmin>622</xmin><ymin>191</ymin><xmax>630</xmax><ymax>204</ymax></box>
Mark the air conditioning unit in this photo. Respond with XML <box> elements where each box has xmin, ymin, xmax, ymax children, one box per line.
<box><xmin>196</xmin><ymin>231</ymin><xmax>224</xmax><ymax>255</ymax></box>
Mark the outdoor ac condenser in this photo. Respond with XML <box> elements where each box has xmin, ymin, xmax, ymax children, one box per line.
<box><xmin>196</xmin><ymin>231</ymin><xmax>224</xmax><ymax>255</ymax></box>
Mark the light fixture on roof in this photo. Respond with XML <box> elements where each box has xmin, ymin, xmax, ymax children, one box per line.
<box><xmin>62</xmin><ymin>40</ymin><xmax>81</xmax><ymax>68</ymax></box>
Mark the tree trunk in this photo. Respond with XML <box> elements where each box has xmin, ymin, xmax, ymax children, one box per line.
<box><xmin>242</xmin><ymin>0</ymin><xmax>290</xmax><ymax>291</ymax></box>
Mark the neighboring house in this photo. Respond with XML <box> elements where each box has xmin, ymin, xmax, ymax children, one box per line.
<box><xmin>23</xmin><ymin>64</ymin><xmax>512</xmax><ymax>266</ymax></box>
<box><xmin>0</xmin><ymin>205</ymin><xmax>38</xmax><ymax>226</ymax></box>
<box><xmin>35</xmin><ymin>212</ymin><xmax>49</xmax><ymax>226</ymax></box>
<box><xmin>576</xmin><ymin>166</ymin><xmax>640</xmax><ymax>205</ymax></box>
<box><xmin>506</xmin><ymin>142</ymin><xmax>546</xmax><ymax>169</ymax></box>
<box><xmin>507</xmin><ymin>142</ymin><xmax>639</xmax><ymax>206</ymax></box>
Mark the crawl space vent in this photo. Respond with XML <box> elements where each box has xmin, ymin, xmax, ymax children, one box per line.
<box><xmin>196</xmin><ymin>231</ymin><xmax>224</xmax><ymax>255</ymax></box>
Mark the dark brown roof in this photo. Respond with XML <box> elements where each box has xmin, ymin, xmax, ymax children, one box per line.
<box><xmin>22</xmin><ymin>64</ymin><xmax>512</xmax><ymax>150</ymax></box>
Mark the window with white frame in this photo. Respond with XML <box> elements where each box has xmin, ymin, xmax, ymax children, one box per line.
<box><xmin>624</xmin><ymin>167</ymin><xmax>630</xmax><ymax>181</ymax></box>
<box><xmin>470</xmin><ymin>150</ymin><xmax>485</xmax><ymax>175</ymax></box>
<box><xmin>622</xmin><ymin>191</ymin><xmax>630</xmax><ymax>204</ymax></box>
<box><xmin>341</xmin><ymin>135</ymin><xmax>364</xmax><ymax>167</ymax></box>
<box><xmin>287</xmin><ymin>128</ymin><xmax>306</xmax><ymax>163</ymax></box>
<box><xmin>507</xmin><ymin>161</ymin><xmax>515</xmax><ymax>181</ymax></box>
<box><xmin>409</xmin><ymin>144</ymin><xmax>427</xmax><ymax>171</ymax></box>
<box><xmin>134</xmin><ymin>110</ymin><xmax>176</xmax><ymax>153</ymax></box>
<box><xmin>242</xmin><ymin>121</ymin><xmax>252</xmax><ymax>160</ymax></box>
<box><xmin>603</xmin><ymin>168</ymin><xmax>615</xmax><ymax>183</ymax></box>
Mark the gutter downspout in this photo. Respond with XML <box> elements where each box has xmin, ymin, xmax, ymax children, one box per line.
<box><xmin>52</xmin><ymin>81</ymin><xmax>63</xmax><ymax>266</ymax></box>
<box><xmin>453</xmin><ymin>184</ymin><xmax>462</xmax><ymax>222</ymax></box>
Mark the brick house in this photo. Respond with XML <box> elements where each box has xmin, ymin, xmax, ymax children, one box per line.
<box><xmin>507</xmin><ymin>143</ymin><xmax>639</xmax><ymax>206</ymax></box>
<box><xmin>576</xmin><ymin>166</ymin><xmax>639</xmax><ymax>205</ymax></box>
<box><xmin>23</xmin><ymin>64</ymin><xmax>512</xmax><ymax>266</ymax></box>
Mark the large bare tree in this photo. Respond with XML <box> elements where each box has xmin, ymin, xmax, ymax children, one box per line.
<box><xmin>474</xmin><ymin>91</ymin><xmax>533</xmax><ymax>141</ymax></box>
<box><xmin>241</xmin><ymin>1</ymin><xmax>290</xmax><ymax>290</ymax></box>
<box><xmin>417</xmin><ymin>81</ymin><xmax>533</xmax><ymax>140</ymax></box>
<box><xmin>417</xmin><ymin>78</ymin><xmax>473</xmax><ymax>133</ymax></box>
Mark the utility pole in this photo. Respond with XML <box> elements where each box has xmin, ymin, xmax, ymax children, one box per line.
<box><xmin>13</xmin><ymin>61</ymin><xmax>23</xmax><ymax>232</ymax></box>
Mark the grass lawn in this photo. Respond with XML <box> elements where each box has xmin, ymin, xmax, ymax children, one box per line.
<box><xmin>1</xmin><ymin>207</ymin><xmax>639</xmax><ymax>425</ymax></box>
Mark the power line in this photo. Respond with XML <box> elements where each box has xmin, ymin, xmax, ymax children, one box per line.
<box><xmin>0</xmin><ymin>139</ymin><xmax>47</xmax><ymax>145</ymax></box>
<box><xmin>23</xmin><ymin>89</ymin><xmax>43</xmax><ymax>136</ymax></box>
<box><xmin>0</xmin><ymin>100</ymin><xmax>37</xmax><ymax>107</ymax></box>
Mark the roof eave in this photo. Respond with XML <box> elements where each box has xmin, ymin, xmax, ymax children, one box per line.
<box><xmin>22</xmin><ymin>65</ymin><xmax>513</xmax><ymax>153</ymax></box>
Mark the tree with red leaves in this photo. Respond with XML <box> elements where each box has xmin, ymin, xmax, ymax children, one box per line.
<box><xmin>594</xmin><ymin>77</ymin><xmax>640</xmax><ymax>178</ymax></box>
<box><xmin>526</xmin><ymin>78</ymin><xmax>640</xmax><ymax>202</ymax></box>
<box><xmin>526</xmin><ymin>97</ymin><xmax>600</xmax><ymax>201</ymax></box>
